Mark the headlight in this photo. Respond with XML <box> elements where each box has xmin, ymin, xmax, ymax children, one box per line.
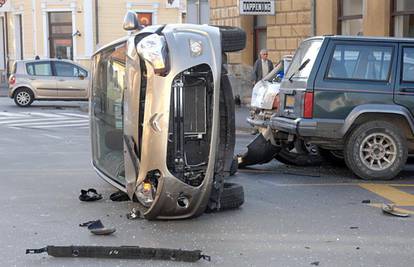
<box><xmin>137</xmin><ymin>34</ymin><xmax>168</xmax><ymax>75</ymax></box>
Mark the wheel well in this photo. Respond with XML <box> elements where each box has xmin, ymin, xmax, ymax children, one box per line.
<box><xmin>12</xmin><ymin>87</ymin><xmax>33</xmax><ymax>98</ymax></box>
<box><xmin>347</xmin><ymin>113</ymin><xmax>413</xmax><ymax>141</ymax></box>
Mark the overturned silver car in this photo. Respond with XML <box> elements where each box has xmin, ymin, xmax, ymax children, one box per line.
<box><xmin>89</xmin><ymin>13</ymin><xmax>246</xmax><ymax>219</ymax></box>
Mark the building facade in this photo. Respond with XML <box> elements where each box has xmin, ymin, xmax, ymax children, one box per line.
<box><xmin>0</xmin><ymin>0</ymin><xmax>185</xmax><ymax>83</ymax></box>
<box><xmin>211</xmin><ymin>0</ymin><xmax>414</xmax><ymax>103</ymax></box>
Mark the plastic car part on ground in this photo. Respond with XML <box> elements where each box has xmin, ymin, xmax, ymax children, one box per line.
<box><xmin>238</xmin><ymin>127</ymin><xmax>280</xmax><ymax>168</ymax></box>
<box><xmin>79</xmin><ymin>220</ymin><xmax>116</xmax><ymax>235</ymax></box>
<box><xmin>79</xmin><ymin>189</ymin><xmax>102</xmax><ymax>202</ymax></box>
<box><xmin>26</xmin><ymin>245</ymin><xmax>211</xmax><ymax>262</ymax></box>
<box><xmin>382</xmin><ymin>204</ymin><xmax>410</xmax><ymax>217</ymax></box>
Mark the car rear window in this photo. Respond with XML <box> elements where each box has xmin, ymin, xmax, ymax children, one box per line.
<box><xmin>26</xmin><ymin>62</ymin><xmax>52</xmax><ymax>76</ymax></box>
<box><xmin>326</xmin><ymin>44</ymin><xmax>393</xmax><ymax>81</ymax></box>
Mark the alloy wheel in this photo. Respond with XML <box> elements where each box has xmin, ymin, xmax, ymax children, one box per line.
<box><xmin>359</xmin><ymin>133</ymin><xmax>397</xmax><ymax>171</ymax></box>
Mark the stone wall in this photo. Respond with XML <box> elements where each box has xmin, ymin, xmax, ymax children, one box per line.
<box><xmin>266</xmin><ymin>0</ymin><xmax>312</xmax><ymax>62</ymax></box>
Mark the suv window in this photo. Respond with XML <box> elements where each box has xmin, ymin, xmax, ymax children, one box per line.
<box><xmin>402</xmin><ymin>47</ymin><xmax>414</xmax><ymax>82</ymax></box>
<box><xmin>327</xmin><ymin>44</ymin><xmax>393</xmax><ymax>81</ymax></box>
<box><xmin>26</xmin><ymin>62</ymin><xmax>52</xmax><ymax>76</ymax></box>
<box><xmin>54</xmin><ymin>62</ymin><xmax>87</xmax><ymax>77</ymax></box>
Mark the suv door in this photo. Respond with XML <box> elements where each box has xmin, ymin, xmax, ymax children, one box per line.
<box><xmin>394</xmin><ymin>44</ymin><xmax>414</xmax><ymax>117</ymax></box>
<box><xmin>313</xmin><ymin>40</ymin><xmax>397</xmax><ymax>119</ymax></box>
<box><xmin>53</xmin><ymin>61</ymin><xmax>88</xmax><ymax>98</ymax></box>
<box><xmin>26</xmin><ymin>61</ymin><xmax>57</xmax><ymax>97</ymax></box>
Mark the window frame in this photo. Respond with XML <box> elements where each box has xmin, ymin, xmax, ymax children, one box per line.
<box><xmin>25</xmin><ymin>61</ymin><xmax>53</xmax><ymax>76</ymax></box>
<box><xmin>391</xmin><ymin>0</ymin><xmax>414</xmax><ymax>37</ymax></box>
<box><xmin>52</xmin><ymin>61</ymin><xmax>87</xmax><ymax>78</ymax></box>
<box><xmin>400</xmin><ymin>46</ymin><xmax>414</xmax><ymax>83</ymax></box>
<box><xmin>337</xmin><ymin>0</ymin><xmax>363</xmax><ymax>35</ymax></box>
<box><xmin>324</xmin><ymin>43</ymin><xmax>395</xmax><ymax>83</ymax></box>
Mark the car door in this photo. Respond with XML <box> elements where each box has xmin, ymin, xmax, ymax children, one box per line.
<box><xmin>26</xmin><ymin>61</ymin><xmax>57</xmax><ymax>97</ymax></box>
<box><xmin>394</xmin><ymin>43</ymin><xmax>414</xmax><ymax>117</ymax></box>
<box><xmin>53</xmin><ymin>61</ymin><xmax>89</xmax><ymax>98</ymax></box>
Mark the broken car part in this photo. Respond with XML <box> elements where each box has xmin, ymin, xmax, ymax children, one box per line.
<box><xmin>79</xmin><ymin>220</ymin><xmax>116</xmax><ymax>235</ymax></box>
<box><xmin>90</xmin><ymin>13</ymin><xmax>246</xmax><ymax>219</ymax></box>
<box><xmin>381</xmin><ymin>204</ymin><xmax>410</xmax><ymax>218</ymax></box>
<box><xmin>79</xmin><ymin>189</ymin><xmax>102</xmax><ymax>202</ymax></box>
<box><xmin>238</xmin><ymin>129</ymin><xmax>281</xmax><ymax>168</ymax></box>
<box><xmin>26</xmin><ymin>245</ymin><xmax>211</xmax><ymax>262</ymax></box>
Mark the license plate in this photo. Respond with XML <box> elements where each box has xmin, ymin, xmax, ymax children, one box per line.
<box><xmin>285</xmin><ymin>95</ymin><xmax>295</xmax><ymax>108</ymax></box>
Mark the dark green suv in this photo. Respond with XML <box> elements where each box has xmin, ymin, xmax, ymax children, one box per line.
<box><xmin>269</xmin><ymin>36</ymin><xmax>414</xmax><ymax>180</ymax></box>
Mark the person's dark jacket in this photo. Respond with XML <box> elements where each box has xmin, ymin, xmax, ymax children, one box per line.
<box><xmin>252</xmin><ymin>59</ymin><xmax>274</xmax><ymax>83</ymax></box>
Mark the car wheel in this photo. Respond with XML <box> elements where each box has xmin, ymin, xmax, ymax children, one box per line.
<box><xmin>218</xmin><ymin>26</ymin><xmax>246</xmax><ymax>52</ymax></box>
<box><xmin>219</xmin><ymin>182</ymin><xmax>244</xmax><ymax>210</ymax></box>
<box><xmin>319</xmin><ymin>148</ymin><xmax>345</xmax><ymax>166</ymax></box>
<box><xmin>274</xmin><ymin>140</ymin><xmax>323</xmax><ymax>166</ymax></box>
<box><xmin>14</xmin><ymin>88</ymin><xmax>34</xmax><ymax>107</ymax></box>
<box><xmin>344</xmin><ymin>121</ymin><xmax>407</xmax><ymax>180</ymax></box>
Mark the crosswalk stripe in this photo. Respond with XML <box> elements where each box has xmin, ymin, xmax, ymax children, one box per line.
<box><xmin>0</xmin><ymin>111</ymin><xmax>89</xmax><ymax>129</ymax></box>
<box><xmin>0</xmin><ymin>112</ymin><xmax>28</xmax><ymax>117</ymax></box>
<box><xmin>0</xmin><ymin>117</ymin><xmax>85</xmax><ymax>125</ymax></box>
<box><xmin>60</xmin><ymin>112</ymin><xmax>89</xmax><ymax>118</ymax></box>
<box><xmin>26</xmin><ymin>123</ymin><xmax>90</xmax><ymax>128</ymax></box>
<box><xmin>7</xmin><ymin>119</ymin><xmax>87</xmax><ymax>127</ymax></box>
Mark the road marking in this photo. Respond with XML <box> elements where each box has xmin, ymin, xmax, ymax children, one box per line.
<box><xmin>60</xmin><ymin>112</ymin><xmax>89</xmax><ymax>118</ymax></box>
<box><xmin>42</xmin><ymin>134</ymin><xmax>63</xmax><ymax>140</ymax></box>
<box><xmin>0</xmin><ymin>117</ymin><xmax>78</xmax><ymax>124</ymax></box>
<box><xmin>7</xmin><ymin>119</ymin><xmax>87</xmax><ymax>126</ymax></box>
<box><xmin>368</xmin><ymin>203</ymin><xmax>414</xmax><ymax>214</ymax></box>
<box><xmin>359</xmin><ymin>183</ymin><xmax>414</xmax><ymax>206</ymax></box>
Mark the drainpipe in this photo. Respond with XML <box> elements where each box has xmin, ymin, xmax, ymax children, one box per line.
<box><xmin>95</xmin><ymin>0</ymin><xmax>99</xmax><ymax>46</ymax></box>
<box><xmin>311</xmin><ymin>0</ymin><xmax>316</xmax><ymax>36</ymax></box>
<box><xmin>4</xmin><ymin>12</ymin><xmax>8</xmax><ymax>76</ymax></box>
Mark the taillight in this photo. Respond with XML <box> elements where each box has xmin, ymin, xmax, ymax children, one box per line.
<box><xmin>303</xmin><ymin>91</ymin><xmax>313</xmax><ymax>119</ymax></box>
<box><xmin>272</xmin><ymin>94</ymin><xmax>280</xmax><ymax>110</ymax></box>
<box><xmin>9</xmin><ymin>75</ymin><xmax>16</xmax><ymax>85</ymax></box>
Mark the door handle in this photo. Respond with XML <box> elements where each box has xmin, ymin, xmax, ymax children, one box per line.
<box><xmin>58</xmin><ymin>79</ymin><xmax>65</xmax><ymax>82</ymax></box>
<box><xmin>29</xmin><ymin>78</ymin><xmax>36</xmax><ymax>80</ymax></box>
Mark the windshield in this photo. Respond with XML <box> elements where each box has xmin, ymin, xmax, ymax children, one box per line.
<box><xmin>285</xmin><ymin>39</ymin><xmax>322</xmax><ymax>80</ymax></box>
<box><xmin>90</xmin><ymin>42</ymin><xmax>127</xmax><ymax>185</ymax></box>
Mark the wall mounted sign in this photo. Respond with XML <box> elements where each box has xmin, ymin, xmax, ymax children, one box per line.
<box><xmin>240</xmin><ymin>0</ymin><xmax>275</xmax><ymax>15</ymax></box>
<box><xmin>0</xmin><ymin>0</ymin><xmax>11</xmax><ymax>11</ymax></box>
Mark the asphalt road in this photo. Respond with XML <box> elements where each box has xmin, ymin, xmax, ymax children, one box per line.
<box><xmin>1</xmin><ymin>98</ymin><xmax>414</xmax><ymax>267</ymax></box>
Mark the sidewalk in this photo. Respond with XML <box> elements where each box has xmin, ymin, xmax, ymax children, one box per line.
<box><xmin>0</xmin><ymin>83</ymin><xmax>7</xmax><ymax>97</ymax></box>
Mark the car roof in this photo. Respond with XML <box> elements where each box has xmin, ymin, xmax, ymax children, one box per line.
<box><xmin>17</xmin><ymin>58</ymin><xmax>79</xmax><ymax>64</ymax></box>
<box><xmin>303</xmin><ymin>35</ymin><xmax>414</xmax><ymax>43</ymax></box>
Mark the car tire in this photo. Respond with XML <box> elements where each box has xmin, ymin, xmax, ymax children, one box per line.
<box><xmin>14</xmin><ymin>88</ymin><xmax>34</xmax><ymax>107</ymax></box>
<box><xmin>274</xmin><ymin>140</ymin><xmax>323</xmax><ymax>166</ymax></box>
<box><xmin>219</xmin><ymin>182</ymin><xmax>244</xmax><ymax>210</ymax></box>
<box><xmin>218</xmin><ymin>26</ymin><xmax>246</xmax><ymax>52</ymax></box>
<box><xmin>344</xmin><ymin>121</ymin><xmax>407</xmax><ymax>180</ymax></box>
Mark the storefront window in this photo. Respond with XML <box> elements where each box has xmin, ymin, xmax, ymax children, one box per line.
<box><xmin>338</xmin><ymin>0</ymin><xmax>363</xmax><ymax>35</ymax></box>
<box><xmin>48</xmin><ymin>12</ymin><xmax>73</xmax><ymax>59</ymax></box>
<box><xmin>393</xmin><ymin>0</ymin><xmax>414</xmax><ymax>37</ymax></box>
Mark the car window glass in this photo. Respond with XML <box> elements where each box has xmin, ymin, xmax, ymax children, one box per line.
<box><xmin>78</xmin><ymin>67</ymin><xmax>87</xmax><ymax>77</ymax></box>
<box><xmin>26</xmin><ymin>64</ymin><xmax>35</xmax><ymax>75</ymax></box>
<box><xmin>327</xmin><ymin>44</ymin><xmax>393</xmax><ymax>81</ymax></box>
<box><xmin>27</xmin><ymin>62</ymin><xmax>52</xmax><ymax>76</ymax></box>
<box><xmin>55</xmin><ymin>62</ymin><xmax>78</xmax><ymax>77</ymax></box>
<box><xmin>402</xmin><ymin>47</ymin><xmax>414</xmax><ymax>82</ymax></box>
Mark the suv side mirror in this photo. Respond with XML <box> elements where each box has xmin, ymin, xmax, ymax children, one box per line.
<box><xmin>79</xmin><ymin>74</ymin><xmax>85</xmax><ymax>80</ymax></box>
<box><xmin>123</xmin><ymin>11</ymin><xmax>141</xmax><ymax>31</ymax></box>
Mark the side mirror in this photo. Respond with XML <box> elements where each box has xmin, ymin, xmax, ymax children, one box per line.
<box><xmin>123</xmin><ymin>11</ymin><xmax>141</xmax><ymax>31</ymax></box>
<box><xmin>79</xmin><ymin>74</ymin><xmax>85</xmax><ymax>80</ymax></box>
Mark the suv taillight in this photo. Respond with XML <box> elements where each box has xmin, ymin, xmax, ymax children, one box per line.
<box><xmin>303</xmin><ymin>91</ymin><xmax>313</xmax><ymax>119</ymax></box>
<box><xmin>272</xmin><ymin>94</ymin><xmax>280</xmax><ymax>110</ymax></box>
<box><xmin>9</xmin><ymin>75</ymin><xmax>16</xmax><ymax>85</ymax></box>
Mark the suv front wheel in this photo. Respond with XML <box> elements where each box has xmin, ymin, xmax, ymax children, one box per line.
<box><xmin>344</xmin><ymin>121</ymin><xmax>407</xmax><ymax>180</ymax></box>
